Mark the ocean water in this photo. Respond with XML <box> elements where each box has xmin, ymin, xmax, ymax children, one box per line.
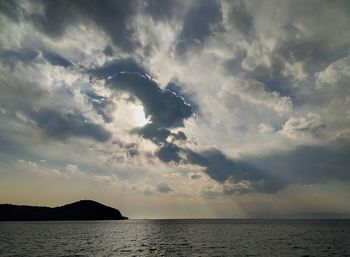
<box><xmin>0</xmin><ymin>219</ymin><xmax>349</xmax><ymax>257</ymax></box>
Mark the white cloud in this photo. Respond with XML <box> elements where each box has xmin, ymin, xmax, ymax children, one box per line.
<box><xmin>258</xmin><ymin>123</ymin><xmax>274</xmax><ymax>134</ymax></box>
<box><xmin>65</xmin><ymin>164</ymin><xmax>83</xmax><ymax>176</ymax></box>
<box><xmin>224</xmin><ymin>77</ymin><xmax>293</xmax><ymax>115</ymax></box>
<box><xmin>315</xmin><ymin>56</ymin><xmax>350</xmax><ymax>88</ymax></box>
<box><xmin>279</xmin><ymin>113</ymin><xmax>325</xmax><ymax>143</ymax></box>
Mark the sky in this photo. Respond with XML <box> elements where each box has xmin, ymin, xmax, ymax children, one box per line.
<box><xmin>0</xmin><ymin>0</ymin><xmax>350</xmax><ymax>219</ymax></box>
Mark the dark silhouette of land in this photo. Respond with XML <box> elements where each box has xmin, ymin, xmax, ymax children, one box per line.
<box><xmin>0</xmin><ymin>200</ymin><xmax>128</xmax><ymax>221</ymax></box>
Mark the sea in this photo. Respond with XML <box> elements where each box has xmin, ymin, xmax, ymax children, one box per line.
<box><xmin>0</xmin><ymin>219</ymin><xmax>349</xmax><ymax>257</ymax></box>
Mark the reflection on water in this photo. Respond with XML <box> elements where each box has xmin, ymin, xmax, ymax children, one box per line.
<box><xmin>0</xmin><ymin>219</ymin><xmax>349</xmax><ymax>256</ymax></box>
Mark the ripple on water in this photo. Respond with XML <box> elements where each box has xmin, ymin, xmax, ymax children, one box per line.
<box><xmin>0</xmin><ymin>220</ymin><xmax>349</xmax><ymax>257</ymax></box>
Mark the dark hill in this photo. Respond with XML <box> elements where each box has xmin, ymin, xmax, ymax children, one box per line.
<box><xmin>0</xmin><ymin>200</ymin><xmax>128</xmax><ymax>221</ymax></box>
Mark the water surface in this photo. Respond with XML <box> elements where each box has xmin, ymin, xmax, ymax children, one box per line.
<box><xmin>1</xmin><ymin>219</ymin><xmax>349</xmax><ymax>256</ymax></box>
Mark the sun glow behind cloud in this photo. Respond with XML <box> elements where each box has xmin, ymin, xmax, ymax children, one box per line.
<box><xmin>133</xmin><ymin>105</ymin><xmax>150</xmax><ymax>127</ymax></box>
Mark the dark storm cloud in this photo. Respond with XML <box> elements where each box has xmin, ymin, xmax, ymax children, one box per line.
<box><xmin>249</xmin><ymin>143</ymin><xmax>350</xmax><ymax>186</ymax></box>
<box><xmin>30</xmin><ymin>0</ymin><xmax>75</xmax><ymax>38</ymax></box>
<box><xmin>165</xmin><ymin>82</ymin><xmax>198</xmax><ymax>113</ymax></box>
<box><xmin>172</xmin><ymin>131</ymin><xmax>187</xmax><ymax>141</ymax></box>
<box><xmin>106</xmin><ymin>71</ymin><xmax>193</xmax><ymax>149</ymax></box>
<box><xmin>42</xmin><ymin>51</ymin><xmax>72</xmax><ymax>68</ymax></box>
<box><xmin>132</xmin><ymin>123</ymin><xmax>171</xmax><ymax>145</ymax></box>
<box><xmin>103</xmin><ymin>45</ymin><xmax>114</xmax><ymax>57</ymax></box>
<box><xmin>0</xmin><ymin>49</ymin><xmax>72</xmax><ymax>68</ymax></box>
<box><xmin>103</xmin><ymin>68</ymin><xmax>195</xmax><ymax>166</ymax></box>
<box><xmin>187</xmin><ymin>132</ymin><xmax>350</xmax><ymax>196</ymax></box>
<box><xmin>145</xmin><ymin>0</ymin><xmax>183</xmax><ymax>21</ymax></box>
<box><xmin>156</xmin><ymin>142</ymin><xmax>182</xmax><ymax>164</ymax></box>
<box><xmin>30</xmin><ymin>109</ymin><xmax>111</xmax><ymax>142</ymax></box>
<box><xmin>196</xmin><ymin>139</ymin><xmax>350</xmax><ymax>194</ymax></box>
<box><xmin>156</xmin><ymin>182</ymin><xmax>172</xmax><ymax>193</ymax></box>
<box><xmin>174</xmin><ymin>0</ymin><xmax>222</xmax><ymax>55</ymax></box>
<box><xmin>152</xmin><ymin>141</ymin><xmax>285</xmax><ymax>193</ymax></box>
<box><xmin>132</xmin><ymin>125</ymin><xmax>186</xmax><ymax>145</ymax></box>
<box><xmin>107</xmin><ymin>72</ymin><xmax>193</xmax><ymax>128</ymax></box>
<box><xmin>186</xmin><ymin>148</ymin><xmax>236</xmax><ymax>183</ymax></box>
<box><xmin>186</xmin><ymin>148</ymin><xmax>286</xmax><ymax>193</ymax></box>
<box><xmin>0</xmin><ymin>49</ymin><xmax>38</xmax><ymax>68</ymax></box>
<box><xmin>227</xmin><ymin>1</ymin><xmax>254</xmax><ymax>38</ymax></box>
<box><xmin>179</xmin><ymin>0</ymin><xmax>222</xmax><ymax>42</ymax></box>
<box><xmin>0</xmin><ymin>0</ymin><xmax>25</xmax><ymax>22</ymax></box>
<box><xmin>89</xmin><ymin>58</ymin><xmax>147</xmax><ymax>79</ymax></box>
<box><xmin>30</xmin><ymin>0</ymin><xmax>139</xmax><ymax>52</ymax></box>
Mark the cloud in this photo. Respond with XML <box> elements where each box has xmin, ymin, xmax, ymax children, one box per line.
<box><xmin>219</xmin><ymin>0</ymin><xmax>350</xmax><ymax>103</ymax></box>
<box><xmin>144</xmin><ymin>0</ymin><xmax>183</xmax><ymax>22</ymax></box>
<box><xmin>223</xmin><ymin>78</ymin><xmax>293</xmax><ymax>115</ymax></box>
<box><xmin>30</xmin><ymin>0</ymin><xmax>139</xmax><ymax>52</ymax></box>
<box><xmin>174</xmin><ymin>0</ymin><xmax>222</xmax><ymax>55</ymax></box>
<box><xmin>226</xmin><ymin>1</ymin><xmax>254</xmax><ymax>38</ymax></box>
<box><xmin>42</xmin><ymin>51</ymin><xmax>72</xmax><ymax>67</ymax></box>
<box><xmin>258</xmin><ymin>123</ymin><xmax>274</xmax><ymax>134</ymax></box>
<box><xmin>332</xmin><ymin>129</ymin><xmax>350</xmax><ymax>147</ymax></box>
<box><xmin>172</xmin><ymin>131</ymin><xmax>187</xmax><ymax>141</ymax></box>
<box><xmin>132</xmin><ymin>124</ymin><xmax>187</xmax><ymax>146</ymax></box>
<box><xmin>95</xmin><ymin>59</ymin><xmax>298</xmax><ymax>194</ymax></box>
<box><xmin>0</xmin><ymin>48</ymin><xmax>71</xmax><ymax>68</ymax></box>
<box><xmin>248</xmin><ymin>141</ymin><xmax>350</xmax><ymax>186</ymax></box>
<box><xmin>0</xmin><ymin>0</ymin><xmax>25</xmax><ymax>22</ymax></box>
<box><xmin>106</xmin><ymin>71</ymin><xmax>194</xmax><ymax>151</ymax></box>
<box><xmin>105</xmin><ymin>70</ymin><xmax>195</xmax><ymax>166</ymax></box>
<box><xmin>315</xmin><ymin>56</ymin><xmax>350</xmax><ymax>88</ymax></box>
<box><xmin>133</xmin><ymin>123</ymin><xmax>171</xmax><ymax>145</ymax></box>
<box><xmin>84</xmin><ymin>90</ymin><xmax>115</xmax><ymax>123</ymax></box>
<box><xmin>190</xmin><ymin>135</ymin><xmax>350</xmax><ymax>195</ymax></box>
<box><xmin>0</xmin><ymin>62</ymin><xmax>50</xmax><ymax>112</ymax></box>
<box><xmin>0</xmin><ymin>48</ymin><xmax>38</xmax><ymax>67</ymax></box>
<box><xmin>125</xmin><ymin>142</ymin><xmax>287</xmax><ymax>195</ymax></box>
<box><xmin>89</xmin><ymin>58</ymin><xmax>147</xmax><ymax>79</ymax></box>
<box><xmin>156</xmin><ymin>182</ymin><xmax>172</xmax><ymax>193</ymax></box>
<box><xmin>30</xmin><ymin>109</ymin><xmax>111</xmax><ymax>142</ymax></box>
<box><xmin>156</xmin><ymin>142</ymin><xmax>183</xmax><ymax>164</ymax></box>
<box><xmin>189</xmin><ymin>173</ymin><xmax>201</xmax><ymax>180</ymax></box>
<box><xmin>65</xmin><ymin>164</ymin><xmax>78</xmax><ymax>172</ymax></box>
<box><xmin>0</xmin><ymin>59</ymin><xmax>111</xmax><ymax>143</ymax></box>
<box><xmin>65</xmin><ymin>164</ymin><xmax>83</xmax><ymax>176</ymax></box>
<box><xmin>186</xmin><ymin>148</ymin><xmax>235</xmax><ymax>183</ymax></box>
<box><xmin>107</xmin><ymin>72</ymin><xmax>193</xmax><ymax>128</ymax></box>
<box><xmin>279</xmin><ymin>113</ymin><xmax>325</xmax><ymax>142</ymax></box>
<box><xmin>92</xmin><ymin>60</ymin><xmax>197</xmax><ymax>169</ymax></box>
<box><xmin>185</xmin><ymin>148</ymin><xmax>285</xmax><ymax>193</ymax></box>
